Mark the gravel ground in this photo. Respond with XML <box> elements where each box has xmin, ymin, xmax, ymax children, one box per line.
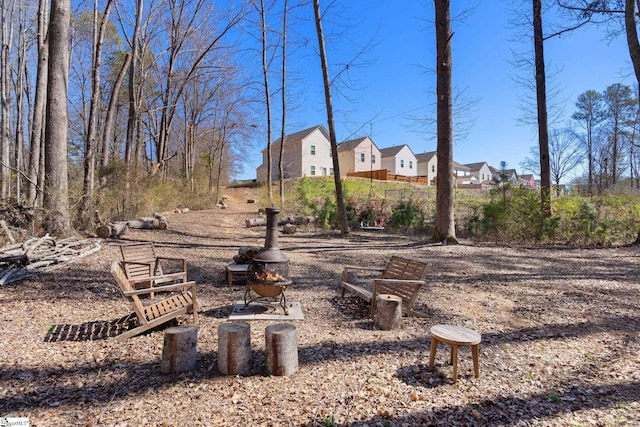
<box><xmin>1</xmin><ymin>188</ymin><xmax>639</xmax><ymax>426</ymax></box>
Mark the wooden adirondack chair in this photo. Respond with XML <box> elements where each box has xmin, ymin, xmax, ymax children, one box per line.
<box><xmin>111</xmin><ymin>260</ymin><xmax>198</xmax><ymax>340</ymax></box>
<box><xmin>120</xmin><ymin>242</ymin><xmax>188</xmax><ymax>297</ymax></box>
<box><xmin>341</xmin><ymin>256</ymin><xmax>430</xmax><ymax>317</ymax></box>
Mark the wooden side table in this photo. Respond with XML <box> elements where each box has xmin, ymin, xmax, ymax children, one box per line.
<box><xmin>428</xmin><ymin>324</ymin><xmax>481</xmax><ymax>384</ymax></box>
<box><xmin>225</xmin><ymin>263</ymin><xmax>249</xmax><ymax>286</ymax></box>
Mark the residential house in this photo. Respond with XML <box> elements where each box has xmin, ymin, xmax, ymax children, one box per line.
<box><xmin>489</xmin><ymin>166</ymin><xmax>518</xmax><ymax>183</ymax></box>
<box><xmin>379</xmin><ymin>145</ymin><xmax>418</xmax><ymax>176</ymax></box>
<box><xmin>256</xmin><ymin>125</ymin><xmax>334</xmax><ymax>182</ymax></box>
<box><xmin>518</xmin><ymin>174</ymin><xmax>536</xmax><ymax>187</ymax></box>
<box><xmin>337</xmin><ymin>136</ymin><xmax>381</xmax><ymax>174</ymax></box>
<box><xmin>464</xmin><ymin>162</ymin><xmax>493</xmax><ymax>183</ymax></box>
<box><xmin>454</xmin><ymin>162</ymin><xmax>474</xmax><ymax>185</ymax></box>
<box><xmin>415</xmin><ymin>151</ymin><xmax>437</xmax><ymax>185</ymax></box>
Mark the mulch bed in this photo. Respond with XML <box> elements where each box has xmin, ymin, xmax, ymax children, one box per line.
<box><xmin>1</xmin><ymin>193</ymin><xmax>639</xmax><ymax>426</ymax></box>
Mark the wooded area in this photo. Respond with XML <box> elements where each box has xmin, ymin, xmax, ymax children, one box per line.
<box><xmin>1</xmin><ymin>0</ymin><xmax>640</xmax><ymax>241</ymax></box>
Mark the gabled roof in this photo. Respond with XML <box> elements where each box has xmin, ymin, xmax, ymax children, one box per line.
<box><xmin>337</xmin><ymin>136</ymin><xmax>378</xmax><ymax>152</ymax></box>
<box><xmin>379</xmin><ymin>144</ymin><xmax>415</xmax><ymax>157</ymax></box>
<box><xmin>415</xmin><ymin>151</ymin><xmax>437</xmax><ymax>163</ymax></box>
<box><xmin>272</xmin><ymin>124</ymin><xmax>329</xmax><ymax>145</ymax></box>
<box><xmin>453</xmin><ymin>161</ymin><xmax>471</xmax><ymax>171</ymax></box>
<box><xmin>520</xmin><ymin>174</ymin><xmax>534</xmax><ymax>181</ymax></box>
<box><xmin>464</xmin><ymin>161</ymin><xmax>489</xmax><ymax>172</ymax></box>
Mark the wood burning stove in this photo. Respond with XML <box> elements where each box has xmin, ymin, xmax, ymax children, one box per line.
<box><xmin>244</xmin><ymin>208</ymin><xmax>292</xmax><ymax>314</ymax></box>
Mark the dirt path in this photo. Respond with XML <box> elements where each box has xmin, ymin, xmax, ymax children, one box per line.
<box><xmin>1</xmin><ymin>189</ymin><xmax>638</xmax><ymax>426</ymax></box>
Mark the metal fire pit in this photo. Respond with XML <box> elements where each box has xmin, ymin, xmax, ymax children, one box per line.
<box><xmin>245</xmin><ymin>208</ymin><xmax>292</xmax><ymax>314</ymax></box>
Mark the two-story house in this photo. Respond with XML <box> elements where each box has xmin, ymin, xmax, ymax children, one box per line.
<box><xmin>490</xmin><ymin>166</ymin><xmax>518</xmax><ymax>183</ymax></box>
<box><xmin>337</xmin><ymin>137</ymin><xmax>381</xmax><ymax>174</ymax></box>
<box><xmin>415</xmin><ymin>151</ymin><xmax>437</xmax><ymax>185</ymax></box>
<box><xmin>379</xmin><ymin>145</ymin><xmax>417</xmax><ymax>176</ymax></box>
<box><xmin>464</xmin><ymin>162</ymin><xmax>493</xmax><ymax>183</ymax></box>
<box><xmin>256</xmin><ymin>125</ymin><xmax>334</xmax><ymax>182</ymax></box>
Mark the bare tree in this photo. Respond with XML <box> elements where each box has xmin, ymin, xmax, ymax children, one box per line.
<box><xmin>278</xmin><ymin>0</ymin><xmax>288</xmax><ymax>209</ymax></box>
<box><xmin>312</xmin><ymin>0</ymin><xmax>348</xmax><ymax>235</ymax></box>
<box><xmin>433</xmin><ymin>0</ymin><xmax>457</xmax><ymax>243</ymax></box>
<box><xmin>27</xmin><ymin>0</ymin><xmax>49</xmax><ymax>207</ymax></box>
<box><xmin>572</xmin><ymin>90</ymin><xmax>606</xmax><ymax>195</ymax></box>
<box><xmin>44</xmin><ymin>0</ymin><xmax>71</xmax><ymax>235</ymax></box>
<box><xmin>521</xmin><ymin>127</ymin><xmax>584</xmax><ymax>195</ymax></box>
<box><xmin>76</xmin><ymin>0</ymin><xmax>115</xmax><ymax>224</ymax></box>
<box><xmin>533</xmin><ymin>0</ymin><xmax>552</xmax><ymax>218</ymax></box>
<box><xmin>0</xmin><ymin>0</ymin><xmax>12</xmax><ymax>199</ymax></box>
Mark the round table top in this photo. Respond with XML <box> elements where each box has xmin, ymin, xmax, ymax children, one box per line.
<box><xmin>430</xmin><ymin>324</ymin><xmax>481</xmax><ymax>345</ymax></box>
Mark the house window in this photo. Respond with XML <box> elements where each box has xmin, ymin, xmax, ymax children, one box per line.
<box><xmin>432</xmin><ymin>165</ymin><xmax>435</xmax><ymax>173</ymax></box>
<box><xmin>330</xmin><ymin>168</ymin><xmax>334</xmax><ymax>175</ymax></box>
<box><xmin>371</xmin><ymin>155</ymin><xmax>376</xmax><ymax>164</ymax></box>
<box><xmin>310</xmin><ymin>165</ymin><xmax>316</xmax><ymax>176</ymax></box>
<box><xmin>360</xmin><ymin>153</ymin><xmax>365</xmax><ymax>162</ymax></box>
<box><xmin>400</xmin><ymin>160</ymin><xmax>405</xmax><ymax>168</ymax></box>
<box><xmin>311</xmin><ymin>145</ymin><xmax>316</xmax><ymax>155</ymax></box>
<box><xmin>409</xmin><ymin>160</ymin><xmax>413</xmax><ymax>169</ymax></box>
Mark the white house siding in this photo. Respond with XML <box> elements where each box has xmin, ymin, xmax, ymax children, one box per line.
<box><xmin>337</xmin><ymin>137</ymin><xmax>381</xmax><ymax>174</ymax></box>
<box><xmin>301</xmin><ymin>130</ymin><xmax>334</xmax><ymax>177</ymax></box>
<box><xmin>381</xmin><ymin>145</ymin><xmax>417</xmax><ymax>176</ymax></box>
<box><xmin>416</xmin><ymin>152</ymin><xmax>437</xmax><ymax>185</ymax></box>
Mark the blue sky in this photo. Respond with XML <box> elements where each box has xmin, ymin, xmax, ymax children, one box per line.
<box><xmin>238</xmin><ymin>1</ymin><xmax>633</xmax><ymax>180</ymax></box>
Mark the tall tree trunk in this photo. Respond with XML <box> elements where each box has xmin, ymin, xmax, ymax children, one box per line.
<box><xmin>28</xmin><ymin>0</ymin><xmax>49</xmax><ymax>208</ymax></box>
<box><xmin>101</xmin><ymin>52</ymin><xmax>131</xmax><ymax>179</ymax></box>
<box><xmin>125</xmin><ymin>0</ymin><xmax>142</xmax><ymax>167</ymax></box>
<box><xmin>433</xmin><ymin>0</ymin><xmax>457</xmax><ymax>244</ymax></box>
<box><xmin>259</xmin><ymin>0</ymin><xmax>274</xmax><ymax>206</ymax></box>
<box><xmin>79</xmin><ymin>0</ymin><xmax>114</xmax><ymax>225</ymax></box>
<box><xmin>15</xmin><ymin>13</ymin><xmax>26</xmax><ymax>201</ymax></box>
<box><xmin>313</xmin><ymin>0</ymin><xmax>348</xmax><ymax>235</ymax></box>
<box><xmin>279</xmin><ymin>0</ymin><xmax>288</xmax><ymax>209</ymax></box>
<box><xmin>625</xmin><ymin>0</ymin><xmax>640</xmax><ymax>85</ymax></box>
<box><xmin>533</xmin><ymin>0</ymin><xmax>551</xmax><ymax>218</ymax></box>
<box><xmin>44</xmin><ymin>0</ymin><xmax>71</xmax><ymax>236</ymax></box>
<box><xmin>0</xmin><ymin>0</ymin><xmax>12</xmax><ymax>200</ymax></box>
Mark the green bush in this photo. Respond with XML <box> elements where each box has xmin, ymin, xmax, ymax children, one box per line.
<box><xmin>389</xmin><ymin>200</ymin><xmax>424</xmax><ymax>233</ymax></box>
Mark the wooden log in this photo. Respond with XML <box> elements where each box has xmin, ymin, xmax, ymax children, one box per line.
<box><xmin>153</xmin><ymin>212</ymin><xmax>168</xmax><ymax>230</ymax></box>
<box><xmin>0</xmin><ymin>220</ymin><xmax>15</xmax><ymax>244</ymax></box>
<box><xmin>160</xmin><ymin>325</ymin><xmax>198</xmax><ymax>374</ymax></box>
<box><xmin>218</xmin><ymin>322</ymin><xmax>251</xmax><ymax>376</ymax></box>
<box><xmin>265</xmin><ymin>323</ymin><xmax>298</xmax><ymax>376</ymax></box>
<box><xmin>374</xmin><ymin>294</ymin><xmax>402</xmax><ymax>330</ymax></box>
<box><xmin>245</xmin><ymin>216</ymin><xmax>317</xmax><ymax>228</ymax></box>
<box><xmin>95</xmin><ymin>222</ymin><xmax>128</xmax><ymax>239</ymax></box>
<box><xmin>282</xmin><ymin>224</ymin><xmax>297</xmax><ymax>235</ymax></box>
<box><xmin>126</xmin><ymin>218</ymin><xmax>158</xmax><ymax>229</ymax></box>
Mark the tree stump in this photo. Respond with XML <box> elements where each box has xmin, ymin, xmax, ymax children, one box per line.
<box><xmin>375</xmin><ymin>294</ymin><xmax>402</xmax><ymax>330</ymax></box>
<box><xmin>282</xmin><ymin>224</ymin><xmax>297</xmax><ymax>235</ymax></box>
<box><xmin>265</xmin><ymin>323</ymin><xmax>298</xmax><ymax>376</ymax></box>
<box><xmin>218</xmin><ymin>322</ymin><xmax>251</xmax><ymax>376</ymax></box>
<box><xmin>160</xmin><ymin>326</ymin><xmax>198</xmax><ymax>374</ymax></box>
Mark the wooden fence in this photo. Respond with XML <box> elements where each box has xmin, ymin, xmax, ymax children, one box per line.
<box><xmin>346</xmin><ymin>169</ymin><xmax>428</xmax><ymax>185</ymax></box>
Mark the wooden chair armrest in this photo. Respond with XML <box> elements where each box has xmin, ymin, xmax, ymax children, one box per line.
<box><xmin>123</xmin><ymin>281</ymin><xmax>197</xmax><ymax>296</ymax></box>
<box><xmin>122</xmin><ymin>260</ymin><xmax>153</xmax><ymax>266</ymax></box>
<box><xmin>126</xmin><ymin>271</ymin><xmax>187</xmax><ymax>284</ymax></box>
<box><xmin>343</xmin><ymin>265</ymin><xmax>385</xmax><ymax>273</ymax></box>
<box><xmin>156</xmin><ymin>256</ymin><xmax>187</xmax><ymax>263</ymax></box>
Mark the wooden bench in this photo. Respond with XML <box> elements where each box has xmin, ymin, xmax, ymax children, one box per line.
<box><xmin>111</xmin><ymin>260</ymin><xmax>198</xmax><ymax>341</ymax></box>
<box><xmin>341</xmin><ymin>256</ymin><xmax>430</xmax><ymax>317</ymax></box>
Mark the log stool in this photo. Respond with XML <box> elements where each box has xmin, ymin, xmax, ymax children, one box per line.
<box><xmin>374</xmin><ymin>294</ymin><xmax>402</xmax><ymax>330</ymax></box>
<box><xmin>265</xmin><ymin>324</ymin><xmax>298</xmax><ymax>376</ymax></box>
<box><xmin>218</xmin><ymin>322</ymin><xmax>251</xmax><ymax>376</ymax></box>
<box><xmin>160</xmin><ymin>326</ymin><xmax>198</xmax><ymax>374</ymax></box>
<box><xmin>428</xmin><ymin>324</ymin><xmax>481</xmax><ymax>384</ymax></box>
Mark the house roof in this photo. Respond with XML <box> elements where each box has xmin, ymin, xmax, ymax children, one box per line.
<box><xmin>464</xmin><ymin>161</ymin><xmax>489</xmax><ymax>172</ymax></box>
<box><xmin>453</xmin><ymin>161</ymin><xmax>471</xmax><ymax>171</ymax></box>
<box><xmin>272</xmin><ymin>124</ymin><xmax>329</xmax><ymax>145</ymax></box>
<box><xmin>520</xmin><ymin>174</ymin><xmax>534</xmax><ymax>181</ymax></box>
<box><xmin>337</xmin><ymin>137</ymin><xmax>377</xmax><ymax>152</ymax></box>
<box><xmin>379</xmin><ymin>144</ymin><xmax>414</xmax><ymax>157</ymax></box>
<box><xmin>415</xmin><ymin>151</ymin><xmax>437</xmax><ymax>163</ymax></box>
